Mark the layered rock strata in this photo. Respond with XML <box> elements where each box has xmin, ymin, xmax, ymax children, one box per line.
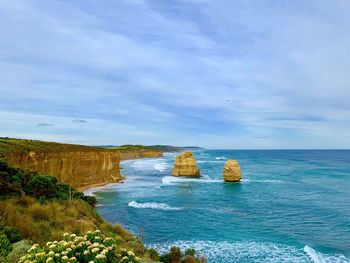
<box><xmin>6</xmin><ymin>151</ymin><xmax>122</xmax><ymax>190</ymax></box>
<box><xmin>223</xmin><ymin>160</ymin><xmax>242</xmax><ymax>182</ymax></box>
<box><xmin>171</xmin><ymin>151</ymin><xmax>200</xmax><ymax>177</ymax></box>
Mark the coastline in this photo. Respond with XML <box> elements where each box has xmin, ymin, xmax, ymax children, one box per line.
<box><xmin>81</xmin><ymin>154</ymin><xmax>167</xmax><ymax>194</ymax></box>
<box><xmin>77</xmin><ymin>178</ymin><xmax>124</xmax><ymax>192</ymax></box>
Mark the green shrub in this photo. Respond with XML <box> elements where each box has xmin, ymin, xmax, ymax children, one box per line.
<box><xmin>185</xmin><ymin>248</ymin><xmax>196</xmax><ymax>257</ymax></box>
<box><xmin>158</xmin><ymin>247</ymin><xmax>206</xmax><ymax>263</ymax></box>
<box><xmin>148</xmin><ymin>248</ymin><xmax>160</xmax><ymax>261</ymax></box>
<box><xmin>4</xmin><ymin>239</ymin><xmax>32</xmax><ymax>263</ymax></box>
<box><xmin>81</xmin><ymin>195</ymin><xmax>97</xmax><ymax>208</ymax></box>
<box><xmin>1</xmin><ymin>226</ymin><xmax>22</xmax><ymax>243</ymax></box>
<box><xmin>25</xmin><ymin>175</ymin><xmax>59</xmax><ymax>198</ymax></box>
<box><xmin>19</xmin><ymin>230</ymin><xmax>140</xmax><ymax>263</ymax></box>
<box><xmin>0</xmin><ymin>232</ymin><xmax>12</xmax><ymax>257</ymax></box>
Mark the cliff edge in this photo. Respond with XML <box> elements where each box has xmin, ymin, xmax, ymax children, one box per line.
<box><xmin>0</xmin><ymin>138</ymin><xmax>122</xmax><ymax>190</ymax></box>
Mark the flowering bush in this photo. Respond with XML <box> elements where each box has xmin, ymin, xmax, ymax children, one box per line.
<box><xmin>19</xmin><ymin>230</ymin><xmax>140</xmax><ymax>263</ymax></box>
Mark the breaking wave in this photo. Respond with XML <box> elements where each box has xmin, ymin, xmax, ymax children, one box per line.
<box><xmin>128</xmin><ymin>201</ymin><xmax>182</xmax><ymax>211</ymax></box>
<box><xmin>148</xmin><ymin>241</ymin><xmax>350</xmax><ymax>263</ymax></box>
<box><xmin>161</xmin><ymin>176</ymin><xmax>221</xmax><ymax>185</ymax></box>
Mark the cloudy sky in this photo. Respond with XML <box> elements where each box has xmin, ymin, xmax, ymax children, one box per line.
<box><xmin>1</xmin><ymin>0</ymin><xmax>350</xmax><ymax>149</ymax></box>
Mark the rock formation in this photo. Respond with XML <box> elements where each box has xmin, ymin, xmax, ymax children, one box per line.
<box><xmin>223</xmin><ymin>160</ymin><xmax>242</xmax><ymax>182</ymax></box>
<box><xmin>6</xmin><ymin>151</ymin><xmax>122</xmax><ymax>190</ymax></box>
<box><xmin>171</xmin><ymin>151</ymin><xmax>200</xmax><ymax>177</ymax></box>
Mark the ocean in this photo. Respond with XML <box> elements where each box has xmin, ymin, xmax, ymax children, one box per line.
<box><xmin>87</xmin><ymin>150</ymin><xmax>350</xmax><ymax>262</ymax></box>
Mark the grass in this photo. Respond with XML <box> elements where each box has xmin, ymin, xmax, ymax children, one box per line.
<box><xmin>0</xmin><ymin>196</ymin><xmax>142</xmax><ymax>248</ymax></box>
<box><xmin>0</xmin><ymin>137</ymin><xmax>118</xmax><ymax>159</ymax></box>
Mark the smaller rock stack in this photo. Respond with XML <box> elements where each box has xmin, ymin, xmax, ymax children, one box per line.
<box><xmin>223</xmin><ymin>160</ymin><xmax>242</xmax><ymax>182</ymax></box>
<box><xmin>171</xmin><ymin>151</ymin><xmax>200</xmax><ymax>177</ymax></box>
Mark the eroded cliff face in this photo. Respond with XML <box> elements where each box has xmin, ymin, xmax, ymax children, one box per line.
<box><xmin>223</xmin><ymin>160</ymin><xmax>242</xmax><ymax>182</ymax></box>
<box><xmin>171</xmin><ymin>151</ymin><xmax>200</xmax><ymax>177</ymax></box>
<box><xmin>6</xmin><ymin>151</ymin><xmax>122</xmax><ymax>190</ymax></box>
<box><xmin>117</xmin><ymin>149</ymin><xmax>163</xmax><ymax>160</ymax></box>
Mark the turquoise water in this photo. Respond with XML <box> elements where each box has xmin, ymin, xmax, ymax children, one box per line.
<box><xmin>89</xmin><ymin>150</ymin><xmax>350</xmax><ymax>262</ymax></box>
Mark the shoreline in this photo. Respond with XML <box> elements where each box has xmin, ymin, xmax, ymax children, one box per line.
<box><xmin>77</xmin><ymin>178</ymin><xmax>124</xmax><ymax>192</ymax></box>
<box><xmin>80</xmin><ymin>154</ymin><xmax>168</xmax><ymax>194</ymax></box>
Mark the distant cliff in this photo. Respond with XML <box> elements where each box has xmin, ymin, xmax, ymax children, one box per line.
<box><xmin>101</xmin><ymin>144</ymin><xmax>205</xmax><ymax>153</ymax></box>
<box><xmin>0</xmin><ymin>138</ymin><xmax>123</xmax><ymax>190</ymax></box>
<box><xmin>115</xmin><ymin>148</ymin><xmax>163</xmax><ymax>160</ymax></box>
<box><xmin>99</xmin><ymin>145</ymin><xmax>163</xmax><ymax>160</ymax></box>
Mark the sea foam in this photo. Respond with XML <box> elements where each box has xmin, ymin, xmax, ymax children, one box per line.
<box><xmin>149</xmin><ymin>241</ymin><xmax>350</xmax><ymax>263</ymax></box>
<box><xmin>161</xmin><ymin>176</ymin><xmax>221</xmax><ymax>185</ymax></box>
<box><xmin>303</xmin><ymin>245</ymin><xmax>350</xmax><ymax>263</ymax></box>
<box><xmin>128</xmin><ymin>201</ymin><xmax>182</xmax><ymax>211</ymax></box>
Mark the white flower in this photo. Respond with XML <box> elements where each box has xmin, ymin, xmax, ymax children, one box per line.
<box><xmin>83</xmin><ymin>250</ymin><xmax>89</xmax><ymax>255</ymax></box>
<box><xmin>96</xmin><ymin>254</ymin><xmax>106</xmax><ymax>259</ymax></box>
<box><xmin>63</xmin><ymin>233</ymin><xmax>69</xmax><ymax>237</ymax></box>
<box><xmin>95</xmin><ymin>230</ymin><xmax>101</xmax><ymax>233</ymax></box>
<box><xmin>91</xmin><ymin>247</ymin><xmax>100</xmax><ymax>253</ymax></box>
<box><xmin>127</xmin><ymin>251</ymin><xmax>135</xmax><ymax>257</ymax></box>
<box><xmin>88</xmin><ymin>261</ymin><xmax>94</xmax><ymax>263</ymax></box>
<box><xmin>69</xmin><ymin>257</ymin><xmax>77</xmax><ymax>261</ymax></box>
<box><xmin>49</xmin><ymin>244</ymin><xmax>56</xmax><ymax>249</ymax></box>
<box><xmin>70</xmin><ymin>234</ymin><xmax>77</xmax><ymax>238</ymax></box>
<box><xmin>62</xmin><ymin>256</ymin><xmax>68</xmax><ymax>260</ymax></box>
<box><xmin>46</xmin><ymin>258</ymin><xmax>53</xmax><ymax>263</ymax></box>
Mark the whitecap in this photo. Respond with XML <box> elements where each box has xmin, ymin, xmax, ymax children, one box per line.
<box><xmin>153</xmin><ymin>162</ymin><xmax>170</xmax><ymax>173</ymax></box>
<box><xmin>128</xmin><ymin>201</ymin><xmax>182</xmax><ymax>211</ymax></box>
<box><xmin>161</xmin><ymin>176</ymin><xmax>221</xmax><ymax>185</ymax></box>
<box><xmin>215</xmin><ymin>157</ymin><xmax>227</xmax><ymax>160</ymax></box>
<box><xmin>304</xmin><ymin>245</ymin><xmax>323</xmax><ymax>263</ymax></box>
<box><xmin>243</xmin><ymin>179</ymin><xmax>283</xmax><ymax>183</ymax></box>
<box><xmin>148</xmin><ymin>241</ymin><xmax>350</xmax><ymax>263</ymax></box>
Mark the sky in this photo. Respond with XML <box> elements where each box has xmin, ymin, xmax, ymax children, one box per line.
<box><xmin>1</xmin><ymin>0</ymin><xmax>350</xmax><ymax>149</ymax></box>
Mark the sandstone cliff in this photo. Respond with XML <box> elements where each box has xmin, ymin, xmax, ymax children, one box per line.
<box><xmin>171</xmin><ymin>151</ymin><xmax>200</xmax><ymax>177</ymax></box>
<box><xmin>0</xmin><ymin>138</ymin><xmax>124</xmax><ymax>190</ymax></box>
<box><xmin>223</xmin><ymin>160</ymin><xmax>242</xmax><ymax>182</ymax></box>
<box><xmin>116</xmin><ymin>149</ymin><xmax>163</xmax><ymax>160</ymax></box>
<box><xmin>6</xmin><ymin>150</ymin><xmax>122</xmax><ymax>190</ymax></box>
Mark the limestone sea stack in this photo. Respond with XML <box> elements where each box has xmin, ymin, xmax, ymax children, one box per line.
<box><xmin>223</xmin><ymin>160</ymin><xmax>242</xmax><ymax>182</ymax></box>
<box><xmin>171</xmin><ymin>151</ymin><xmax>200</xmax><ymax>177</ymax></box>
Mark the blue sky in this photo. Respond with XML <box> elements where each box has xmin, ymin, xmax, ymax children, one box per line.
<box><xmin>1</xmin><ymin>0</ymin><xmax>350</xmax><ymax>149</ymax></box>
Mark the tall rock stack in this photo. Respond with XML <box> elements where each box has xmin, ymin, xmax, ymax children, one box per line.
<box><xmin>171</xmin><ymin>151</ymin><xmax>200</xmax><ymax>177</ymax></box>
<box><xmin>223</xmin><ymin>160</ymin><xmax>242</xmax><ymax>182</ymax></box>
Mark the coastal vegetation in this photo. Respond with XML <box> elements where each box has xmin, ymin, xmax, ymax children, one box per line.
<box><xmin>101</xmin><ymin>145</ymin><xmax>204</xmax><ymax>153</ymax></box>
<box><xmin>0</xmin><ymin>138</ymin><xmax>206</xmax><ymax>263</ymax></box>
